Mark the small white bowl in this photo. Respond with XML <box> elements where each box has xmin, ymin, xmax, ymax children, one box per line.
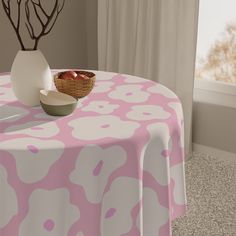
<box><xmin>40</xmin><ymin>90</ymin><xmax>77</xmax><ymax>116</ymax></box>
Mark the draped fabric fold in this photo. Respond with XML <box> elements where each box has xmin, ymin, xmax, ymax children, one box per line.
<box><xmin>98</xmin><ymin>0</ymin><xmax>199</xmax><ymax>156</ymax></box>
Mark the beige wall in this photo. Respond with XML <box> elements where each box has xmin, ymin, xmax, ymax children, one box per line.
<box><xmin>193</xmin><ymin>102</ymin><xmax>236</xmax><ymax>153</ymax></box>
<box><xmin>0</xmin><ymin>0</ymin><xmax>98</xmax><ymax>72</ymax></box>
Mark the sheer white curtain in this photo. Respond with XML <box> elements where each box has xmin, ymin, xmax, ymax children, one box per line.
<box><xmin>98</xmin><ymin>0</ymin><xmax>199</xmax><ymax>156</ymax></box>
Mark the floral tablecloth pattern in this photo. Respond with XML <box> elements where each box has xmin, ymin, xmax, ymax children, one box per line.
<box><xmin>0</xmin><ymin>71</ymin><xmax>186</xmax><ymax>236</ymax></box>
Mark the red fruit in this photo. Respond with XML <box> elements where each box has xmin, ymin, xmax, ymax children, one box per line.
<box><xmin>74</xmin><ymin>74</ymin><xmax>84</xmax><ymax>80</ymax></box>
<box><xmin>60</xmin><ymin>71</ymin><xmax>77</xmax><ymax>80</ymax></box>
<box><xmin>78</xmin><ymin>74</ymin><xmax>90</xmax><ymax>80</ymax></box>
<box><xmin>75</xmin><ymin>74</ymin><xmax>90</xmax><ymax>80</ymax></box>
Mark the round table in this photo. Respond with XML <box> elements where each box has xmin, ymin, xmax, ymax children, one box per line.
<box><xmin>0</xmin><ymin>70</ymin><xmax>186</xmax><ymax>236</ymax></box>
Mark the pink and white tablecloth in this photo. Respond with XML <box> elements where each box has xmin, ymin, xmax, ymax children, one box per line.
<box><xmin>0</xmin><ymin>70</ymin><xmax>186</xmax><ymax>236</ymax></box>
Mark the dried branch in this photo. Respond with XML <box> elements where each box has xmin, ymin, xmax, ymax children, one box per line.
<box><xmin>2</xmin><ymin>0</ymin><xmax>66</xmax><ymax>50</ymax></box>
<box><xmin>25</xmin><ymin>0</ymin><xmax>66</xmax><ymax>50</ymax></box>
<box><xmin>1</xmin><ymin>0</ymin><xmax>25</xmax><ymax>50</ymax></box>
<box><xmin>43</xmin><ymin>0</ymin><xmax>65</xmax><ymax>35</ymax></box>
<box><xmin>32</xmin><ymin>1</ymin><xmax>45</xmax><ymax>27</ymax></box>
<box><xmin>25</xmin><ymin>0</ymin><xmax>36</xmax><ymax>40</ymax></box>
<box><xmin>32</xmin><ymin>0</ymin><xmax>49</xmax><ymax>18</ymax></box>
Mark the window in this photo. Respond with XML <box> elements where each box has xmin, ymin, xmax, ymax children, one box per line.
<box><xmin>194</xmin><ymin>0</ymin><xmax>236</xmax><ymax>107</ymax></box>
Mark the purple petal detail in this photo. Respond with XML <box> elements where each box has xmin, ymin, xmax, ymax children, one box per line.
<box><xmin>100</xmin><ymin>124</ymin><xmax>110</xmax><ymax>128</ymax></box>
<box><xmin>126</xmin><ymin>92</ymin><xmax>133</xmax><ymax>96</ymax></box>
<box><xmin>93</xmin><ymin>160</ymin><xmax>104</xmax><ymax>176</ymax></box>
<box><xmin>143</xmin><ymin>112</ymin><xmax>151</xmax><ymax>115</ymax></box>
<box><xmin>27</xmin><ymin>145</ymin><xmax>39</xmax><ymax>154</ymax></box>
<box><xmin>43</xmin><ymin>219</ymin><xmax>55</xmax><ymax>231</ymax></box>
<box><xmin>105</xmin><ymin>208</ymin><xmax>116</xmax><ymax>219</ymax></box>
<box><xmin>31</xmin><ymin>127</ymin><xmax>44</xmax><ymax>130</ymax></box>
<box><xmin>161</xmin><ymin>150</ymin><xmax>169</xmax><ymax>158</ymax></box>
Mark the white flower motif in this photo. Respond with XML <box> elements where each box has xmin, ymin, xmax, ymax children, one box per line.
<box><xmin>147</xmin><ymin>84</ymin><xmax>177</xmax><ymax>99</ymax></box>
<box><xmin>70</xmin><ymin>145</ymin><xmax>126</xmax><ymax>203</ymax></box>
<box><xmin>108</xmin><ymin>85</ymin><xmax>150</xmax><ymax>103</ymax></box>
<box><xmin>82</xmin><ymin>101</ymin><xmax>119</xmax><ymax>114</ymax></box>
<box><xmin>34</xmin><ymin>112</ymin><xmax>59</xmax><ymax>120</ymax></box>
<box><xmin>0</xmin><ymin>104</ymin><xmax>29</xmax><ymax>122</ymax></box>
<box><xmin>93</xmin><ymin>82</ymin><xmax>114</xmax><ymax>93</ymax></box>
<box><xmin>0</xmin><ymin>87</ymin><xmax>16</xmax><ymax>102</ymax></box>
<box><xmin>141</xmin><ymin>123</ymin><xmax>170</xmax><ymax>185</ymax></box>
<box><xmin>19</xmin><ymin>189</ymin><xmax>79</xmax><ymax>236</ymax></box>
<box><xmin>170</xmin><ymin>163</ymin><xmax>186</xmax><ymax>205</ymax></box>
<box><xmin>127</xmin><ymin>105</ymin><xmax>170</xmax><ymax>121</ymax></box>
<box><xmin>95</xmin><ymin>71</ymin><xmax>115</xmax><ymax>81</ymax></box>
<box><xmin>136</xmin><ymin>188</ymin><xmax>169</xmax><ymax>236</ymax></box>
<box><xmin>68</xmin><ymin>115</ymin><xmax>139</xmax><ymax>141</ymax></box>
<box><xmin>4</xmin><ymin>121</ymin><xmax>60</xmax><ymax>138</ymax></box>
<box><xmin>77</xmin><ymin>96</ymin><xmax>89</xmax><ymax>108</ymax></box>
<box><xmin>31</xmin><ymin>106</ymin><xmax>42</xmax><ymax>110</ymax></box>
<box><xmin>168</xmin><ymin>102</ymin><xmax>183</xmax><ymax>128</ymax></box>
<box><xmin>101</xmin><ymin>177</ymin><xmax>141</xmax><ymax>236</ymax></box>
<box><xmin>0</xmin><ymin>138</ymin><xmax>64</xmax><ymax>183</ymax></box>
<box><xmin>76</xmin><ymin>232</ymin><xmax>84</xmax><ymax>236</ymax></box>
<box><xmin>147</xmin><ymin>122</ymin><xmax>170</xmax><ymax>144</ymax></box>
<box><xmin>0</xmin><ymin>76</ymin><xmax>10</xmax><ymax>86</ymax></box>
<box><xmin>0</xmin><ymin>164</ymin><xmax>18</xmax><ymax>228</ymax></box>
<box><xmin>124</xmin><ymin>75</ymin><xmax>147</xmax><ymax>83</ymax></box>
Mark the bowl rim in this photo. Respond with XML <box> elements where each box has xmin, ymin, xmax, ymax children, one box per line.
<box><xmin>40</xmin><ymin>89</ymin><xmax>77</xmax><ymax>106</ymax></box>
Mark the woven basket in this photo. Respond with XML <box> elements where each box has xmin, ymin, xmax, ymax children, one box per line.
<box><xmin>54</xmin><ymin>71</ymin><xmax>96</xmax><ymax>99</ymax></box>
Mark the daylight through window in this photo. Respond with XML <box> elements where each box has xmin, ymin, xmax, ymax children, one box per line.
<box><xmin>196</xmin><ymin>0</ymin><xmax>236</xmax><ymax>84</ymax></box>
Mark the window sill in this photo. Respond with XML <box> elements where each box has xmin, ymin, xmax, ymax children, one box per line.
<box><xmin>194</xmin><ymin>79</ymin><xmax>236</xmax><ymax>108</ymax></box>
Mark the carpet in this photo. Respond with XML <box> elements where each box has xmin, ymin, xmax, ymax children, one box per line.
<box><xmin>172</xmin><ymin>152</ymin><xmax>236</xmax><ymax>236</ymax></box>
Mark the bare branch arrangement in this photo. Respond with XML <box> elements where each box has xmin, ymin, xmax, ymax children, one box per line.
<box><xmin>1</xmin><ymin>0</ymin><xmax>65</xmax><ymax>50</ymax></box>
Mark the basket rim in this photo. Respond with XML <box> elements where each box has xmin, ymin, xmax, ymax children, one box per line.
<box><xmin>54</xmin><ymin>77</ymin><xmax>96</xmax><ymax>85</ymax></box>
<box><xmin>54</xmin><ymin>71</ymin><xmax>96</xmax><ymax>79</ymax></box>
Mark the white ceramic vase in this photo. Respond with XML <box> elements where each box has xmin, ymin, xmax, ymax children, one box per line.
<box><xmin>11</xmin><ymin>50</ymin><xmax>52</xmax><ymax>106</ymax></box>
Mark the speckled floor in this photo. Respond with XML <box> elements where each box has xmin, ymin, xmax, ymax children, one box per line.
<box><xmin>172</xmin><ymin>152</ymin><xmax>236</xmax><ymax>236</ymax></box>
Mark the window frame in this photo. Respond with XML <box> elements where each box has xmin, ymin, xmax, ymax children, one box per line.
<box><xmin>194</xmin><ymin>79</ymin><xmax>236</xmax><ymax>108</ymax></box>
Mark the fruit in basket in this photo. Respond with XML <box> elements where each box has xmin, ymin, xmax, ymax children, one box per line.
<box><xmin>75</xmin><ymin>73</ymin><xmax>90</xmax><ymax>80</ymax></box>
<box><xmin>54</xmin><ymin>70</ymin><xmax>96</xmax><ymax>99</ymax></box>
<box><xmin>59</xmin><ymin>71</ymin><xmax>77</xmax><ymax>80</ymax></box>
<box><xmin>74</xmin><ymin>74</ymin><xmax>83</xmax><ymax>80</ymax></box>
<box><xmin>59</xmin><ymin>71</ymin><xmax>91</xmax><ymax>80</ymax></box>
